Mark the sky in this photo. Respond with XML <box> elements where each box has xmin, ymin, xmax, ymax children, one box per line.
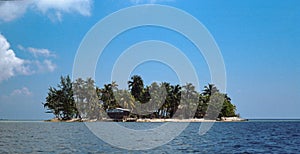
<box><xmin>0</xmin><ymin>0</ymin><xmax>299</xmax><ymax>120</ymax></box>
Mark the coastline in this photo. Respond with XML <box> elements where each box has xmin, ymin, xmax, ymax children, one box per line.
<box><xmin>44</xmin><ymin>117</ymin><xmax>247</xmax><ymax>122</ymax></box>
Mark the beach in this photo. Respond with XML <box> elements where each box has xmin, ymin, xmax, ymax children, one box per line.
<box><xmin>45</xmin><ymin>117</ymin><xmax>247</xmax><ymax>122</ymax></box>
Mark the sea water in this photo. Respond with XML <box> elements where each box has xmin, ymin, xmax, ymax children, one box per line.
<box><xmin>0</xmin><ymin>120</ymin><xmax>299</xmax><ymax>153</ymax></box>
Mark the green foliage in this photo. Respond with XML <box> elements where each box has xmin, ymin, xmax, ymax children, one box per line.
<box><xmin>99</xmin><ymin>81</ymin><xmax>119</xmax><ymax>110</ymax></box>
<box><xmin>73</xmin><ymin>77</ymin><xmax>103</xmax><ymax>119</ymax></box>
<box><xmin>114</xmin><ymin>89</ymin><xmax>135</xmax><ymax>110</ymax></box>
<box><xmin>43</xmin><ymin>75</ymin><xmax>79</xmax><ymax>120</ymax></box>
<box><xmin>44</xmin><ymin>75</ymin><xmax>238</xmax><ymax>120</ymax></box>
<box><xmin>220</xmin><ymin>94</ymin><xmax>236</xmax><ymax>117</ymax></box>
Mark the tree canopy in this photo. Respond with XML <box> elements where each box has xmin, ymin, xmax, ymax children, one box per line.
<box><xmin>44</xmin><ymin>75</ymin><xmax>237</xmax><ymax>120</ymax></box>
<box><xmin>43</xmin><ymin>75</ymin><xmax>79</xmax><ymax>120</ymax></box>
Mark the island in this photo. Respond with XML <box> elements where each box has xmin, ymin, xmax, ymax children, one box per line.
<box><xmin>43</xmin><ymin>75</ymin><xmax>246</xmax><ymax>122</ymax></box>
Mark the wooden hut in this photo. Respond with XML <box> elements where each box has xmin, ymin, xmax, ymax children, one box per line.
<box><xmin>106</xmin><ymin>108</ymin><xmax>131</xmax><ymax>121</ymax></box>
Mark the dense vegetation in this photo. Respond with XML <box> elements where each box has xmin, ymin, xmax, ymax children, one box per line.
<box><xmin>43</xmin><ymin>76</ymin><xmax>80</xmax><ymax>120</ymax></box>
<box><xmin>43</xmin><ymin>75</ymin><xmax>237</xmax><ymax>120</ymax></box>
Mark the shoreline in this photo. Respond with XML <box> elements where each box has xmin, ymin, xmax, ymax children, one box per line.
<box><xmin>5</xmin><ymin>118</ymin><xmax>300</xmax><ymax>123</ymax></box>
<box><xmin>44</xmin><ymin>117</ymin><xmax>247</xmax><ymax>122</ymax></box>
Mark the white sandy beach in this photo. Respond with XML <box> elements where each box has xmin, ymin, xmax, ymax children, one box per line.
<box><xmin>45</xmin><ymin>117</ymin><xmax>247</xmax><ymax>122</ymax></box>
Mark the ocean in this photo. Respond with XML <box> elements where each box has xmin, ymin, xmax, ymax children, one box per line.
<box><xmin>0</xmin><ymin>120</ymin><xmax>299</xmax><ymax>153</ymax></box>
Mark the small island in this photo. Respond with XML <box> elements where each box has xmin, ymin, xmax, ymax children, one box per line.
<box><xmin>43</xmin><ymin>75</ymin><xmax>245</xmax><ymax>122</ymax></box>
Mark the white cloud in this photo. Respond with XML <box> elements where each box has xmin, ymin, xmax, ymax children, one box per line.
<box><xmin>18</xmin><ymin>45</ymin><xmax>57</xmax><ymax>72</ymax></box>
<box><xmin>0</xmin><ymin>0</ymin><xmax>93</xmax><ymax>22</ymax></box>
<box><xmin>0</xmin><ymin>1</ymin><xmax>31</xmax><ymax>22</ymax></box>
<box><xmin>42</xmin><ymin>59</ymin><xmax>56</xmax><ymax>72</ymax></box>
<box><xmin>0</xmin><ymin>34</ymin><xmax>31</xmax><ymax>83</ymax></box>
<box><xmin>28</xmin><ymin>47</ymin><xmax>55</xmax><ymax>57</ymax></box>
<box><xmin>19</xmin><ymin>45</ymin><xmax>56</xmax><ymax>58</ymax></box>
<box><xmin>35</xmin><ymin>0</ymin><xmax>92</xmax><ymax>16</ymax></box>
<box><xmin>11</xmin><ymin>87</ymin><xmax>32</xmax><ymax>96</ymax></box>
<box><xmin>0</xmin><ymin>34</ymin><xmax>57</xmax><ymax>83</ymax></box>
<box><xmin>34</xmin><ymin>60</ymin><xmax>56</xmax><ymax>73</ymax></box>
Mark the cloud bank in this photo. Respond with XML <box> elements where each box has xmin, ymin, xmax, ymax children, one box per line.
<box><xmin>0</xmin><ymin>1</ymin><xmax>30</xmax><ymax>22</ymax></box>
<box><xmin>0</xmin><ymin>34</ymin><xmax>56</xmax><ymax>83</ymax></box>
<box><xmin>0</xmin><ymin>0</ymin><xmax>93</xmax><ymax>22</ymax></box>
<box><xmin>0</xmin><ymin>34</ymin><xmax>30</xmax><ymax>82</ymax></box>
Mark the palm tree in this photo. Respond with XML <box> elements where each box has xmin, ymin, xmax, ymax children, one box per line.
<box><xmin>83</xmin><ymin>78</ymin><xmax>101</xmax><ymax>119</ymax></box>
<box><xmin>44</xmin><ymin>75</ymin><xmax>239</xmax><ymax>120</ymax></box>
<box><xmin>144</xmin><ymin>82</ymin><xmax>168</xmax><ymax>118</ymax></box>
<box><xmin>202</xmin><ymin>84</ymin><xmax>219</xmax><ymax>96</ymax></box>
<box><xmin>194</xmin><ymin>94</ymin><xmax>207</xmax><ymax>118</ymax></box>
<box><xmin>201</xmin><ymin>84</ymin><xmax>219</xmax><ymax>118</ymax></box>
<box><xmin>100</xmin><ymin>83</ymin><xmax>118</xmax><ymax>110</ymax></box>
<box><xmin>128</xmin><ymin>75</ymin><xmax>144</xmax><ymax>102</ymax></box>
<box><xmin>111</xmin><ymin>81</ymin><xmax>118</xmax><ymax>92</ymax></box>
<box><xmin>157</xmin><ymin>82</ymin><xmax>172</xmax><ymax>118</ymax></box>
<box><xmin>115</xmin><ymin>89</ymin><xmax>135</xmax><ymax>110</ymax></box>
<box><xmin>169</xmin><ymin>84</ymin><xmax>181</xmax><ymax>118</ymax></box>
<box><xmin>179</xmin><ymin>83</ymin><xmax>198</xmax><ymax>119</ymax></box>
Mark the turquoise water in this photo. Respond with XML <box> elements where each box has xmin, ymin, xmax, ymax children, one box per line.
<box><xmin>0</xmin><ymin>120</ymin><xmax>300</xmax><ymax>153</ymax></box>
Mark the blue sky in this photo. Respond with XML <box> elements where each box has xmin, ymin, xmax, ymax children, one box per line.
<box><xmin>0</xmin><ymin>0</ymin><xmax>299</xmax><ymax>119</ymax></box>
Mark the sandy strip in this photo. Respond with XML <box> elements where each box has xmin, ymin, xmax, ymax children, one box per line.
<box><xmin>45</xmin><ymin>117</ymin><xmax>247</xmax><ymax>122</ymax></box>
<box><xmin>136</xmin><ymin>118</ymin><xmax>216</xmax><ymax>122</ymax></box>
